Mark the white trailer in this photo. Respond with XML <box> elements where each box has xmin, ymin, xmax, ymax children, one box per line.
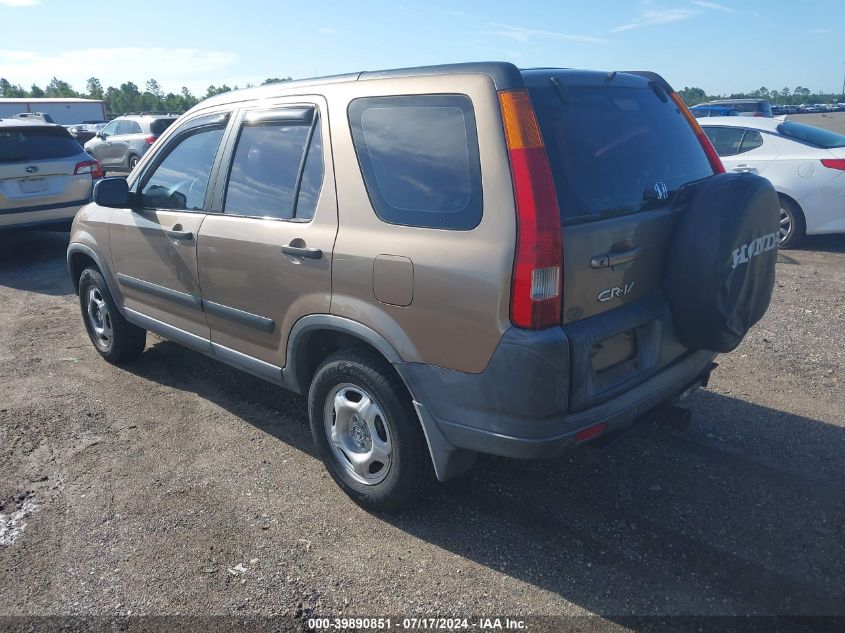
<box><xmin>0</xmin><ymin>98</ymin><xmax>107</xmax><ymax>125</ymax></box>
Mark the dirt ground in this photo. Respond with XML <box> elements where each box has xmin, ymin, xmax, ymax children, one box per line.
<box><xmin>0</xmin><ymin>228</ymin><xmax>843</xmax><ymax>627</ymax></box>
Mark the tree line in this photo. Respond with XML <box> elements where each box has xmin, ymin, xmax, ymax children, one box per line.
<box><xmin>0</xmin><ymin>76</ymin><xmax>292</xmax><ymax>116</ymax></box>
<box><xmin>2</xmin><ymin>76</ymin><xmax>842</xmax><ymax>113</ymax></box>
<box><xmin>678</xmin><ymin>85</ymin><xmax>844</xmax><ymax>106</ymax></box>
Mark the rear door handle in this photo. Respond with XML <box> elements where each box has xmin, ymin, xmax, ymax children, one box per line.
<box><xmin>591</xmin><ymin>246</ymin><xmax>643</xmax><ymax>269</ymax></box>
<box><xmin>281</xmin><ymin>243</ymin><xmax>322</xmax><ymax>259</ymax></box>
<box><xmin>164</xmin><ymin>227</ymin><xmax>193</xmax><ymax>241</ymax></box>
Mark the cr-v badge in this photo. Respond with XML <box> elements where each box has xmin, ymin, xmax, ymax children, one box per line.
<box><xmin>598</xmin><ymin>282</ymin><xmax>635</xmax><ymax>302</ymax></box>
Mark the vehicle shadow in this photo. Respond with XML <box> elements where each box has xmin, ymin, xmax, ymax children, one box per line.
<box><xmin>122</xmin><ymin>338</ymin><xmax>845</xmax><ymax>617</ymax></box>
<box><xmin>0</xmin><ymin>230</ymin><xmax>74</xmax><ymax>296</ymax></box>
<box><xmin>797</xmin><ymin>234</ymin><xmax>845</xmax><ymax>254</ymax></box>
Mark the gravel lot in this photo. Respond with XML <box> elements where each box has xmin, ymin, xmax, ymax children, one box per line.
<box><xmin>2</xmin><ymin>138</ymin><xmax>845</xmax><ymax>627</ymax></box>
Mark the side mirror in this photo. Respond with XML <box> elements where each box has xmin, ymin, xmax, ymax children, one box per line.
<box><xmin>94</xmin><ymin>177</ymin><xmax>135</xmax><ymax>208</ymax></box>
<box><xmin>98</xmin><ymin>132</ymin><xmax>108</xmax><ymax>139</ymax></box>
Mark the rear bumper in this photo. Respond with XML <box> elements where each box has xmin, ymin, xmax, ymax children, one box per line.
<box><xmin>398</xmin><ymin>327</ymin><xmax>717</xmax><ymax>481</ymax></box>
<box><xmin>0</xmin><ymin>198</ymin><xmax>90</xmax><ymax>229</ymax></box>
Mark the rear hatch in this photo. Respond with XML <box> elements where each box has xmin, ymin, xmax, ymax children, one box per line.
<box><xmin>523</xmin><ymin>70</ymin><xmax>716</xmax><ymax>412</ymax></box>
<box><xmin>0</xmin><ymin>125</ymin><xmax>92</xmax><ymax>210</ymax></box>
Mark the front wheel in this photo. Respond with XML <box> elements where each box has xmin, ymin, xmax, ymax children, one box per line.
<box><xmin>307</xmin><ymin>349</ymin><xmax>432</xmax><ymax>511</ymax></box>
<box><xmin>79</xmin><ymin>267</ymin><xmax>146</xmax><ymax>363</ymax></box>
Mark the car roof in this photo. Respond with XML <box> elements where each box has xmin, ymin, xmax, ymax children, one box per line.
<box><xmin>198</xmin><ymin>61</ymin><xmax>667</xmax><ymax>111</ymax></box>
<box><xmin>698</xmin><ymin>116</ymin><xmax>783</xmax><ymax>132</ymax></box>
<box><xmin>0</xmin><ymin>117</ymin><xmax>64</xmax><ymax>129</ymax></box>
<box><xmin>116</xmin><ymin>113</ymin><xmax>178</xmax><ymax>120</ymax></box>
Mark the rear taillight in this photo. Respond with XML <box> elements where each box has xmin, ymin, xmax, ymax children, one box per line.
<box><xmin>821</xmin><ymin>159</ymin><xmax>845</xmax><ymax>171</ymax></box>
<box><xmin>499</xmin><ymin>89</ymin><xmax>562</xmax><ymax>329</ymax></box>
<box><xmin>670</xmin><ymin>93</ymin><xmax>725</xmax><ymax>175</ymax></box>
<box><xmin>145</xmin><ymin>135</ymin><xmax>156</xmax><ymax>145</ymax></box>
<box><xmin>74</xmin><ymin>160</ymin><xmax>103</xmax><ymax>179</ymax></box>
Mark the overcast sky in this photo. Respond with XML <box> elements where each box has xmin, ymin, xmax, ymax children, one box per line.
<box><xmin>1</xmin><ymin>0</ymin><xmax>843</xmax><ymax>96</ymax></box>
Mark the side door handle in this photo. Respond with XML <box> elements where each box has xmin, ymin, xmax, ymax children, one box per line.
<box><xmin>281</xmin><ymin>242</ymin><xmax>322</xmax><ymax>259</ymax></box>
<box><xmin>591</xmin><ymin>246</ymin><xmax>643</xmax><ymax>269</ymax></box>
<box><xmin>732</xmin><ymin>164</ymin><xmax>755</xmax><ymax>173</ymax></box>
<box><xmin>164</xmin><ymin>226</ymin><xmax>193</xmax><ymax>241</ymax></box>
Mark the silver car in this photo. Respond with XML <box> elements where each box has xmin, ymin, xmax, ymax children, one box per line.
<box><xmin>84</xmin><ymin>114</ymin><xmax>177</xmax><ymax>173</ymax></box>
<box><xmin>1</xmin><ymin>116</ymin><xmax>101</xmax><ymax>231</ymax></box>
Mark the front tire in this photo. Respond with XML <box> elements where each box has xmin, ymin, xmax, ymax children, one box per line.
<box><xmin>307</xmin><ymin>349</ymin><xmax>432</xmax><ymax>511</ymax></box>
<box><xmin>778</xmin><ymin>196</ymin><xmax>805</xmax><ymax>250</ymax></box>
<box><xmin>79</xmin><ymin>267</ymin><xmax>146</xmax><ymax>363</ymax></box>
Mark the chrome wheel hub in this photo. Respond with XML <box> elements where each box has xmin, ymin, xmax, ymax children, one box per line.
<box><xmin>779</xmin><ymin>207</ymin><xmax>792</xmax><ymax>244</ymax></box>
<box><xmin>323</xmin><ymin>384</ymin><xmax>393</xmax><ymax>486</ymax></box>
<box><xmin>86</xmin><ymin>286</ymin><xmax>113</xmax><ymax>351</ymax></box>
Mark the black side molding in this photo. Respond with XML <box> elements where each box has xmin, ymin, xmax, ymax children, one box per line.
<box><xmin>115</xmin><ymin>273</ymin><xmax>202</xmax><ymax>310</ymax></box>
<box><xmin>202</xmin><ymin>300</ymin><xmax>276</xmax><ymax>334</ymax></box>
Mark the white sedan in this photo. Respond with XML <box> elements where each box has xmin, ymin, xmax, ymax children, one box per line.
<box><xmin>700</xmin><ymin>117</ymin><xmax>845</xmax><ymax>248</ymax></box>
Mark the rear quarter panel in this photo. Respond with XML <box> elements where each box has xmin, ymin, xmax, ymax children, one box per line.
<box><xmin>324</xmin><ymin>74</ymin><xmax>516</xmax><ymax>373</ymax></box>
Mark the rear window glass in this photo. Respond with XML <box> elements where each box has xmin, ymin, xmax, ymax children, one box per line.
<box><xmin>528</xmin><ymin>83</ymin><xmax>713</xmax><ymax>224</ymax></box>
<box><xmin>150</xmin><ymin>118</ymin><xmax>176</xmax><ymax>136</ymax></box>
<box><xmin>0</xmin><ymin>126</ymin><xmax>82</xmax><ymax>162</ymax></box>
<box><xmin>348</xmin><ymin>94</ymin><xmax>482</xmax><ymax>230</ymax></box>
<box><xmin>777</xmin><ymin>121</ymin><xmax>845</xmax><ymax>148</ymax></box>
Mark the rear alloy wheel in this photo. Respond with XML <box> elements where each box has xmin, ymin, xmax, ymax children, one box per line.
<box><xmin>128</xmin><ymin>155</ymin><xmax>140</xmax><ymax>171</ymax></box>
<box><xmin>308</xmin><ymin>349</ymin><xmax>433</xmax><ymax>510</ymax></box>
<box><xmin>777</xmin><ymin>196</ymin><xmax>805</xmax><ymax>250</ymax></box>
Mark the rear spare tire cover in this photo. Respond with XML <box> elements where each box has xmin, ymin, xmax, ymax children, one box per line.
<box><xmin>664</xmin><ymin>173</ymin><xmax>779</xmax><ymax>353</ymax></box>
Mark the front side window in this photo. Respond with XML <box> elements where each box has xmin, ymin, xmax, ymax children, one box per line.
<box><xmin>101</xmin><ymin>120</ymin><xmax>119</xmax><ymax>136</ymax></box>
<box><xmin>348</xmin><ymin>94</ymin><xmax>482</xmax><ymax>230</ymax></box>
<box><xmin>140</xmin><ymin>122</ymin><xmax>225</xmax><ymax>210</ymax></box>
<box><xmin>704</xmin><ymin>127</ymin><xmax>746</xmax><ymax>157</ymax></box>
<box><xmin>223</xmin><ymin>112</ymin><xmax>324</xmax><ymax>221</ymax></box>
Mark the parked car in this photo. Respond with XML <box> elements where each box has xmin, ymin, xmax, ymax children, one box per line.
<box><xmin>67</xmin><ymin>122</ymin><xmax>106</xmax><ymax>145</ymax></box>
<box><xmin>1</xmin><ymin>116</ymin><xmax>102</xmax><ymax>231</ymax></box>
<box><xmin>701</xmin><ymin>116</ymin><xmax>845</xmax><ymax>248</ymax></box>
<box><xmin>67</xmin><ymin>62</ymin><xmax>779</xmax><ymax>509</ymax></box>
<box><xmin>84</xmin><ymin>114</ymin><xmax>178</xmax><ymax>173</ymax></box>
<box><xmin>701</xmin><ymin>99</ymin><xmax>773</xmax><ymax>118</ymax></box>
<box><xmin>691</xmin><ymin>105</ymin><xmax>739</xmax><ymax>118</ymax></box>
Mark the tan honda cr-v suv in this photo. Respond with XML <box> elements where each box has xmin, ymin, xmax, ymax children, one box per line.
<box><xmin>68</xmin><ymin>62</ymin><xmax>779</xmax><ymax>509</ymax></box>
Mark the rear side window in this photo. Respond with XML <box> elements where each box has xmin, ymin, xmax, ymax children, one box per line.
<box><xmin>739</xmin><ymin>130</ymin><xmax>763</xmax><ymax>153</ymax></box>
<box><xmin>528</xmin><ymin>83</ymin><xmax>713</xmax><ymax>223</ymax></box>
<box><xmin>223</xmin><ymin>112</ymin><xmax>324</xmax><ymax>221</ymax></box>
<box><xmin>0</xmin><ymin>126</ymin><xmax>82</xmax><ymax>162</ymax></box>
<box><xmin>348</xmin><ymin>94</ymin><xmax>482</xmax><ymax>230</ymax></box>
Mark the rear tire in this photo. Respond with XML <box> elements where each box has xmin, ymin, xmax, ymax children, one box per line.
<box><xmin>307</xmin><ymin>349</ymin><xmax>433</xmax><ymax>511</ymax></box>
<box><xmin>79</xmin><ymin>267</ymin><xmax>146</xmax><ymax>363</ymax></box>
<box><xmin>127</xmin><ymin>154</ymin><xmax>140</xmax><ymax>171</ymax></box>
<box><xmin>778</xmin><ymin>195</ymin><xmax>805</xmax><ymax>250</ymax></box>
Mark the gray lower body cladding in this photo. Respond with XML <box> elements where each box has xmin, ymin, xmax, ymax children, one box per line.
<box><xmin>398</xmin><ymin>326</ymin><xmax>717</xmax><ymax>481</ymax></box>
